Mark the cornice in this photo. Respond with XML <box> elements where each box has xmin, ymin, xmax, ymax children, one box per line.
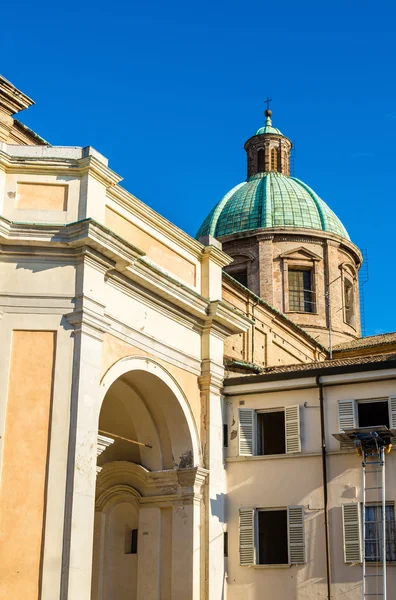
<box><xmin>0</xmin><ymin>217</ymin><xmax>248</xmax><ymax>337</ymax></box>
<box><xmin>96</xmin><ymin>461</ymin><xmax>208</xmax><ymax>501</ymax></box>
<box><xmin>202</xmin><ymin>244</ymin><xmax>233</xmax><ymax>268</ymax></box>
<box><xmin>108</xmin><ymin>185</ymin><xmax>205</xmax><ymax>260</ymax></box>
<box><xmin>0</xmin><ymin>147</ymin><xmax>122</xmax><ymax>189</ymax></box>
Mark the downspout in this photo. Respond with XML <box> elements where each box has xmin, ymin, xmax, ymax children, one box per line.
<box><xmin>317</xmin><ymin>375</ymin><xmax>332</xmax><ymax>600</ymax></box>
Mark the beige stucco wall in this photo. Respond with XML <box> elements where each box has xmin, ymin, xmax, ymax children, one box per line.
<box><xmin>0</xmin><ymin>330</ymin><xmax>56</xmax><ymax>600</ymax></box>
<box><xmin>224</xmin><ymin>373</ymin><xmax>396</xmax><ymax>599</ymax></box>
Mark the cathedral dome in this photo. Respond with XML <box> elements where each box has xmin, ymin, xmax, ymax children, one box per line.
<box><xmin>196</xmin><ymin>171</ymin><xmax>349</xmax><ymax>240</ymax></box>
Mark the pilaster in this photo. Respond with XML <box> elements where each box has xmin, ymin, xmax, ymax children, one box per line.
<box><xmin>60</xmin><ymin>250</ymin><xmax>111</xmax><ymax>600</ymax></box>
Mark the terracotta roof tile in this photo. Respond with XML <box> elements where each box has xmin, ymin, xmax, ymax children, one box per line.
<box><xmin>333</xmin><ymin>332</ymin><xmax>396</xmax><ymax>352</ymax></box>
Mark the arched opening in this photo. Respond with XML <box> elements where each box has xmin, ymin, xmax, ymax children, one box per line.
<box><xmin>257</xmin><ymin>148</ymin><xmax>265</xmax><ymax>172</ymax></box>
<box><xmin>91</xmin><ymin>357</ymin><xmax>202</xmax><ymax>600</ymax></box>
<box><xmin>271</xmin><ymin>147</ymin><xmax>278</xmax><ymax>171</ymax></box>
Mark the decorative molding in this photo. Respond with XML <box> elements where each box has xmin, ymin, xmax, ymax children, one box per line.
<box><xmin>96</xmin><ymin>434</ymin><xmax>114</xmax><ymax>476</ymax></box>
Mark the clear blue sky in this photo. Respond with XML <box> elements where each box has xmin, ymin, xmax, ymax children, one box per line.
<box><xmin>2</xmin><ymin>0</ymin><xmax>396</xmax><ymax>336</ymax></box>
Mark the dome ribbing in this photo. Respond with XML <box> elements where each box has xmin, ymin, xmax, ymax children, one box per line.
<box><xmin>196</xmin><ymin>172</ymin><xmax>350</xmax><ymax>240</ymax></box>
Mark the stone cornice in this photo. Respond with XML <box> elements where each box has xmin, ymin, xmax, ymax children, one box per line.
<box><xmin>221</xmin><ymin>226</ymin><xmax>362</xmax><ymax>266</ymax></box>
<box><xmin>202</xmin><ymin>244</ymin><xmax>233</xmax><ymax>268</ymax></box>
<box><xmin>0</xmin><ymin>217</ymin><xmax>249</xmax><ymax>337</ymax></box>
<box><xmin>96</xmin><ymin>461</ymin><xmax>209</xmax><ymax>501</ymax></box>
<box><xmin>108</xmin><ymin>184</ymin><xmax>205</xmax><ymax>260</ymax></box>
<box><xmin>0</xmin><ymin>76</ymin><xmax>34</xmax><ymax>115</ymax></box>
<box><xmin>0</xmin><ymin>145</ymin><xmax>122</xmax><ymax>189</ymax></box>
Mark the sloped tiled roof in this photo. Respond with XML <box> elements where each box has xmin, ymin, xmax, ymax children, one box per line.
<box><xmin>333</xmin><ymin>332</ymin><xmax>396</xmax><ymax>352</ymax></box>
<box><xmin>224</xmin><ymin>353</ymin><xmax>396</xmax><ymax>385</ymax></box>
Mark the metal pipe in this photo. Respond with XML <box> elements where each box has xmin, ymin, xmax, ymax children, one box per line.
<box><xmin>317</xmin><ymin>376</ymin><xmax>332</xmax><ymax>599</ymax></box>
<box><xmin>362</xmin><ymin>456</ymin><xmax>366</xmax><ymax>600</ymax></box>
<box><xmin>382</xmin><ymin>446</ymin><xmax>387</xmax><ymax>600</ymax></box>
<box><xmin>98</xmin><ymin>428</ymin><xmax>152</xmax><ymax>448</ymax></box>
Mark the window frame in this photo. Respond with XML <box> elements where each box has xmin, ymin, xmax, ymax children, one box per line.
<box><xmin>287</xmin><ymin>267</ymin><xmax>315</xmax><ymax>313</ymax></box>
<box><xmin>363</xmin><ymin>502</ymin><xmax>396</xmax><ymax>563</ymax></box>
<box><xmin>256</xmin><ymin>507</ymin><xmax>289</xmax><ymax>565</ymax></box>
<box><xmin>256</xmin><ymin>408</ymin><xmax>286</xmax><ymax>456</ymax></box>
<box><xmin>282</xmin><ymin>258</ymin><xmax>318</xmax><ymax>315</ymax></box>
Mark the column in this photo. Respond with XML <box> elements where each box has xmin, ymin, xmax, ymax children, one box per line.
<box><xmin>60</xmin><ymin>250</ymin><xmax>111</xmax><ymax>600</ymax></box>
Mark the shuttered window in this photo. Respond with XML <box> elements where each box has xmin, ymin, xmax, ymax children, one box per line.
<box><xmin>288</xmin><ymin>506</ymin><xmax>305</xmax><ymax>564</ymax></box>
<box><xmin>238</xmin><ymin>409</ymin><xmax>255</xmax><ymax>456</ymax></box>
<box><xmin>342</xmin><ymin>503</ymin><xmax>362</xmax><ymax>563</ymax></box>
<box><xmin>389</xmin><ymin>396</ymin><xmax>396</xmax><ymax>429</ymax></box>
<box><xmin>239</xmin><ymin>508</ymin><xmax>255</xmax><ymax>566</ymax></box>
<box><xmin>285</xmin><ymin>405</ymin><xmax>301</xmax><ymax>454</ymax></box>
<box><xmin>239</xmin><ymin>406</ymin><xmax>301</xmax><ymax>457</ymax></box>
<box><xmin>338</xmin><ymin>399</ymin><xmax>357</xmax><ymax>432</ymax></box>
<box><xmin>239</xmin><ymin>506</ymin><xmax>305</xmax><ymax>566</ymax></box>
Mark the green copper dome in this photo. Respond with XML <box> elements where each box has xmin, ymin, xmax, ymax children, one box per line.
<box><xmin>255</xmin><ymin>124</ymin><xmax>283</xmax><ymax>135</ymax></box>
<box><xmin>196</xmin><ymin>172</ymin><xmax>350</xmax><ymax>240</ymax></box>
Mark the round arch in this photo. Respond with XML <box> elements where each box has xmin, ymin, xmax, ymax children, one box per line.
<box><xmin>100</xmin><ymin>356</ymin><xmax>201</xmax><ymax>468</ymax></box>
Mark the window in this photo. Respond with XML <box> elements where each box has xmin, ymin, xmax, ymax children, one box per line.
<box><xmin>270</xmin><ymin>148</ymin><xmax>278</xmax><ymax>171</ymax></box>
<box><xmin>125</xmin><ymin>528</ymin><xmax>138</xmax><ymax>554</ymax></box>
<box><xmin>258</xmin><ymin>510</ymin><xmax>288</xmax><ymax>564</ymax></box>
<box><xmin>239</xmin><ymin>506</ymin><xmax>305</xmax><ymax>566</ymax></box>
<box><xmin>238</xmin><ymin>406</ymin><xmax>301</xmax><ymax>457</ymax></box>
<box><xmin>344</xmin><ymin>278</ymin><xmax>354</xmax><ymax>326</ymax></box>
<box><xmin>288</xmin><ymin>269</ymin><xmax>315</xmax><ymax>313</ymax></box>
<box><xmin>365</xmin><ymin>504</ymin><xmax>396</xmax><ymax>562</ymax></box>
<box><xmin>257</xmin><ymin>411</ymin><xmax>286</xmax><ymax>455</ymax></box>
<box><xmin>232</xmin><ymin>269</ymin><xmax>248</xmax><ymax>287</ymax></box>
<box><xmin>257</xmin><ymin>148</ymin><xmax>265</xmax><ymax>172</ymax></box>
<box><xmin>342</xmin><ymin>502</ymin><xmax>396</xmax><ymax>563</ymax></box>
<box><xmin>357</xmin><ymin>400</ymin><xmax>389</xmax><ymax>428</ymax></box>
<box><xmin>338</xmin><ymin>398</ymin><xmax>394</xmax><ymax>434</ymax></box>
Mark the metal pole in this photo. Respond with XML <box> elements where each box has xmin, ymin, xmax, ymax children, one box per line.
<box><xmin>362</xmin><ymin>456</ymin><xmax>366</xmax><ymax>600</ymax></box>
<box><xmin>382</xmin><ymin>447</ymin><xmax>387</xmax><ymax>600</ymax></box>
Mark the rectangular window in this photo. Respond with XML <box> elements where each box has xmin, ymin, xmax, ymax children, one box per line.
<box><xmin>239</xmin><ymin>506</ymin><xmax>305</xmax><ymax>566</ymax></box>
<box><xmin>238</xmin><ymin>406</ymin><xmax>301</xmax><ymax>457</ymax></box>
<box><xmin>288</xmin><ymin>269</ymin><xmax>314</xmax><ymax>313</ymax></box>
<box><xmin>232</xmin><ymin>269</ymin><xmax>248</xmax><ymax>287</ymax></box>
<box><xmin>357</xmin><ymin>400</ymin><xmax>390</xmax><ymax>429</ymax></box>
<box><xmin>365</xmin><ymin>504</ymin><xmax>396</xmax><ymax>562</ymax></box>
<box><xmin>131</xmin><ymin>529</ymin><xmax>138</xmax><ymax>554</ymax></box>
<box><xmin>223</xmin><ymin>424</ymin><xmax>228</xmax><ymax>448</ymax></box>
<box><xmin>257</xmin><ymin>411</ymin><xmax>286</xmax><ymax>455</ymax></box>
<box><xmin>258</xmin><ymin>509</ymin><xmax>288</xmax><ymax>565</ymax></box>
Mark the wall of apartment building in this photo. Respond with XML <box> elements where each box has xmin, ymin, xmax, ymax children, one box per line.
<box><xmin>224</xmin><ymin>370</ymin><xmax>396</xmax><ymax>600</ymax></box>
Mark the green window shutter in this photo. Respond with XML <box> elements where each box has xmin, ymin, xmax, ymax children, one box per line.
<box><xmin>285</xmin><ymin>404</ymin><xmax>301</xmax><ymax>454</ymax></box>
<box><xmin>288</xmin><ymin>506</ymin><xmax>305</xmax><ymax>564</ymax></box>
<box><xmin>238</xmin><ymin>409</ymin><xmax>255</xmax><ymax>456</ymax></box>
<box><xmin>342</xmin><ymin>503</ymin><xmax>362</xmax><ymax>563</ymax></box>
<box><xmin>239</xmin><ymin>508</ymin><xmax>255</xmax><ymax>566</ymax></box>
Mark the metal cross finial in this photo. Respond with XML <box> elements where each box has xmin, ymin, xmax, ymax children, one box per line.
<box><xmin>264</xmin><ymin>96</ymin><xmax>272</xmax><ymax>111</ymax></box>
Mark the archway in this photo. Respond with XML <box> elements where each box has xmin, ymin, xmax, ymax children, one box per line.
<box><xmin>91</xmin><ymin>357</ymin><xmax>205</xmax><ymax>600</ymax></box>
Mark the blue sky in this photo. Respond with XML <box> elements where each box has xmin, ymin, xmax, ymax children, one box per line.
<box><xmin>2</xmin><ymin>0</ymin><xmax>396</xmax><ymax>336</ymax></box>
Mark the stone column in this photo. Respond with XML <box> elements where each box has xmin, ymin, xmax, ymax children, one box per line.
<box><xmin>61</xmin><ymin>249</ymin><xmax>111</xmax><ymax>600</ymax></box>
